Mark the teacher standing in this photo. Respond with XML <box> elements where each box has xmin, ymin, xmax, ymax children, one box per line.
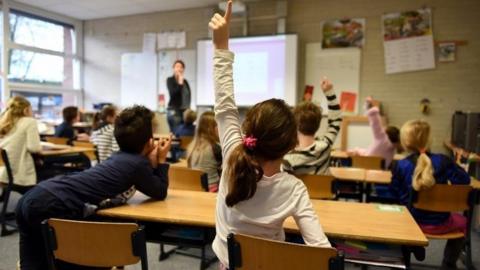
<box><xmin>166</xmin><ymin>60</ymin><xmax>191</xmax><ymax>132</ymax></box>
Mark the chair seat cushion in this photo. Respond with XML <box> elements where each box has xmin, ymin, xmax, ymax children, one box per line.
<box><xmin>424</xmin><ymin>232</ymin><xmax>464</xmax><ymax>239</ymax></box>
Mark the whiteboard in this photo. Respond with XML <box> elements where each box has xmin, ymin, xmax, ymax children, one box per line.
<box><xmin>346</xmin><ymin>122</ymin><xmax>374</xmax><ymax>150</ymax></box>
<box><xmin>121</xmin><ymin>53</ymin><xmax>157</xmax><ymax>110</ymax></box>
<box><xmin>305</xmin><ymin>44</ymin><xmax>361</xmax><ymax>114</ymax></box>
<box><xmin>158</xmin><ymin>50</ymin><xmax>196</xmax><ymax>109</ymax></box>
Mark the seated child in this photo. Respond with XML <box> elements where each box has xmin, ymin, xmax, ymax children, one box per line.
<box><xmin>55</xmin><ymin>106</ymin><xmax>89</xmax><ymax>142</ymax></box>
<box><xmin>16</xmin><ymin>105</ymin><xmax>171</xmax><ymax>270</ymax></box>
<box><xmin>390</xmin><ymin>120</ymin><xmax>470</xmax><ymax>270</ymax></box>
<box><xmin>283</xmin><ymin>79</ymin><xmax>342</xmax><ymax>175</ymax></box>
<box><xmin>348</xmin><ymin>97</ymin><xmax>401</xmax><ymax>169</ymax></box>
<box><xmin>208</xmin><ymin>4</ymin><xmax>331</xmax><ymax>268</ymax></box>
<box><xmin>186</xmin><ymin>111</ymin><xmax>222</xmax><ymax>192</ymax></box>
<box><xmin>0</xmin><ymin>96</ymin><xmax>41</xmax><ymax>190</ymax></box>
<box><xmin>91</xmin><ymin>105</ymin><xmax>119</xmax><ymax>162</ymax></box>
<box><xmin>175</xmin><ymin>109</ymin><xmax>197</xmax><ymax>138</ymax></box>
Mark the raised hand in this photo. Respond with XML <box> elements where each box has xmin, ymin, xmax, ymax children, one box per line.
<box><xmin>320</xmin><ymin>77</ymin><xmax>333</xmax><ymax>92</ymax></box>
<box><xmin>208</xmin><ymin>0</ymin><xmax>233</xmax><ymax>50</ymax></box>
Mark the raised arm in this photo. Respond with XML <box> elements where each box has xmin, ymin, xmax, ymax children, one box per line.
<box><xmin>366</xmin><ymin>106</ymin><xmax>385</xmax><ymax>140</ymax></box>
<box><xmin>319</xmin><ymin>78</ymin><xmax>342</xmax><ymax>146</ymax></box>
<box><xmin>209</xmin><ymin>1</ymin><xmax>243</xmax><ymax>157</ymax></box>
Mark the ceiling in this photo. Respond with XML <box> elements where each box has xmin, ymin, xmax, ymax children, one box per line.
<box><xmin>14</xmin><ymin>0</ymin><xmax>222</xmax><ymax>20</ymax></box>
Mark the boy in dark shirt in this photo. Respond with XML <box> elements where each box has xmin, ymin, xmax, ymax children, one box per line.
<box><xmin>16</xmin><ymin>105</ymin><xmax>171</xmax><ymax>270</ymax></box>
<box><xmin>55</xmin><ymin>106</ymin><xmax>89</xmax><ymax>141</ymax></box>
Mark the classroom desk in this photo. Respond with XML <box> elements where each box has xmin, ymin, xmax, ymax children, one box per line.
<box><xmin>171</xmin><ymin>159</ymin><xmax>188</xmax><ymax>168</ymax></box>
<box><xmin>364</xmin><ymin>170</ymin><xmax>392</xmax><ymax>185</ymax></box>
<box><xmin>329</xmin><ymin>167</ymin><xmax>365</xmax><ymax>182</ymax></box>
<box><xmin>38</xmin><ymin>143</ymin><xmax>95</xmax><ymax>157</ymax></box>
<box><xmin>97</xmin><ymin>189</ymin><xmax>428</xmax><ymax>248</ymax></box>
<box><xmin>330</xmin><ymin>150</ymin><xmax>406</xmax><ymax>161</ymax></box>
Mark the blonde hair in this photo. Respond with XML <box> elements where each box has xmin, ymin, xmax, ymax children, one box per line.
<box><xmin>400</xmin><ymin>120</ymin><xmax>434</xmax><ymax>191</ymax></box>
<box><xmin>187</xmin><ymin>111</ymin><xmax>219</xmax><ymax>166</ymax></box>
<box><xmin>0</xmin><ymin>96</ymin><xmax>31</xmax><ymax>136</ymax></box>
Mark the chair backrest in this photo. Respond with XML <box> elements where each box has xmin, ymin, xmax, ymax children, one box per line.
<box><xmin>168</xmin><ymin>166</ymin><xmax>208</xmax><ymax>191</ymax></box>
<box><xmin>179</xmin><ymin>136</ymin><xmax>193</xmax><ymax>150</ymax></box>
<box><xmin>351</xmin><ymin>155</ymin><xmax>385</xmax><ymax>170</ymax></box>
<box><xmin>410</xmin><ymin>184</ymin><xmax>474</xmax><ymax>212</ymax></box>
<box><xmin>0</xmin><ymin>149</ymin><xmax>14</xmax><ymax>186</ymax></box>
<box><xmin>227</xmin><ymin>233</ymin><xmax>343</xmax><ymax>270</ymax></box>
<box><xmin>42</xmin><ymin>219</ymin><xmax>148</xmax><ymax>270</ymax></box>
<box><xmin>296</xmin><ymin>174</ymin><xmax>337</xmax><ymax>200</ymax></box>
<box><xmin>45</xmin><ymin>137</ymin><xmax>69</xmax><ymax>145</ymax></box>
<box><xmin>72</xmin><ymin>141</ymin><xmax>99</xmax><ymax>162</ymax></box>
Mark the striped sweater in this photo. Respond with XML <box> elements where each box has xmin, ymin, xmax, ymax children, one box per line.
<box><xmin>283</xmin><ymin>90</ymin><xmax>342</xmax><ymax>175</ymax></box>
<box><xmin>90</xmin><ymin>123</ymin><xmax>119</xmax><ymax>162</ymax></box>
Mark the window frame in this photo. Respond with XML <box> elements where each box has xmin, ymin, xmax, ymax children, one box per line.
<box><xmin>0</xmin><ymin>0</ymin><xmax>83</xmax><ymax>107</ymax></box>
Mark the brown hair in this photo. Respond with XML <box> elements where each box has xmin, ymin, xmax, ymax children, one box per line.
<box><xmin>225</xmin><ymin>99</ymin><xmax>298</xmax><ymax>207</ymax></box>
<box><xmin>293</xmin><ymin>101</ymin><xmax>323</xmax><ymax>136</ymax></box>
<box><xmin>0</xmin><ymin>96</ymin><xmax>31</xmax><ymax>136</ymax></box>
<box><xmin>386</xmin><ymin>126</ymin><xmax>400</xmax><ymax>144</ymax></box>
<box><xmin>183</xmin><ymin>109</ymin><xmax>197</xmax><ymax>125</ymax></box>
<box><xmin>62</xmin><ymin>106</ymin><xmax>79</xmax><ymax>124</ymax></box>
<box><xmin>400</xmin><ymin>120</ymin><xmax>434</xmax><ymax>191</ymax></box>
<box><xmin>187</xmin><ymin>111</ymin><xmax>218</xmax><ymax>166</ymax></box>
<box><xmin>173</xmin><ymin>59</ymin><xmax>185</xmax><ymax>69</ymax></box>
<box><xmin>92</xmin><ymin>105</ymin><xmax>117</xmax><ymax>130</ymax></box>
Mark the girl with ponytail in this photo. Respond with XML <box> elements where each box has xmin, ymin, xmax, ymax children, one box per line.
<box><xmin>0</xmin><ymin>96</ymin><xmax>42</xmax><ymax>188</ymax></box>
<box><xmin>390</xmin><ymin>120</ymin><xmax>470</xmax><ymax>269</ymax></box>
<box><xmin>209</xmin><ymin>2</ymin><xmax>330</xmax><ymax>268</ymax></box>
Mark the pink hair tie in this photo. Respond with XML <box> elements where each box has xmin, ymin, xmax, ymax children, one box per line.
<box><xmin>243</xmin><ymin>135</ymin><xmax>257</xmax><ymax>151</ymax></box>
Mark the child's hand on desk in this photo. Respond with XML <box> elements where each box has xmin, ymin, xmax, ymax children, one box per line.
<box><xmin>209</xmin><ymin>0</ymin><xmax>232</xmax><ymax>50</ymax></box>
<box><xmin>158</xmin><ymin>134</ymin><xmax>172</xmax><ymax>164</ymax></box>
<box><xmin>320</xmin><ymin>77</ymin><xmax>333</xmax><ymax>93</ymax></box>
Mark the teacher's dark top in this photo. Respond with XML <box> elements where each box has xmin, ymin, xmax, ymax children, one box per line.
<box><xmin>167</xmin><ymin>76</ymin><xmax>191</xmax><ymax>110</ymax></box>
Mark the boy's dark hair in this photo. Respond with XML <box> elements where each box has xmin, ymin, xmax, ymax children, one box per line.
<box><xmin>173</xmin><ymin>59</ymin><xmax>185</xmax><ymax>69</ymax></box>
<box><xmin>114</xmin><ymin>105</ymin><xmax>154</xmax><ymax>154</ymax></box>
<box><xmin>183</xmin><ymin>109</ymin><xmax>197</xmax><ymax>125</ymax></box>
<box><xmin>293</xmin><ymin>102</ymin><xmax>323</xmax><ymax>136</ymax></box>
<box><xmin>62</xmin><ymin>106</ymin><xmax>79</xmax><ymax>124</ymax></box>
<box><xmin>386</xmin><ymin>126</ymin><xmax>400</xmax><ymax>144</ymax></box>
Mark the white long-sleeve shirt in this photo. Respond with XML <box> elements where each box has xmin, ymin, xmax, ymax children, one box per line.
<box><xmin>212</xmin><ymin>49</ymin><xmax>330</xmax><ymax>266</ymax></box>
<box><xmin>0</xmin><ymin>117</ymin><xmax>41</xmax><ymax>186</ymax></box>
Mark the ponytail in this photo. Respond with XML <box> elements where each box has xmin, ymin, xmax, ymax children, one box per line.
<box><xmin>0</xmin><ymin>96</ymin><xmax>31</xmax><ymax>136</ymax></box>
<box><xmin>225</xmin><ymin>144</ymin><xmax>264</xmax><ymax>207</ymax></box>
<box><xmin>412</xmin><ymin>153</ymin><xmax>435</xmax><ymax>191</ymax></box>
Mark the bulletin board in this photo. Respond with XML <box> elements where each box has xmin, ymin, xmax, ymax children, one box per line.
<box><xmin>305</xmin><ymin>43</ymin><xmax>361</xmax><ymax>114</ymax></box>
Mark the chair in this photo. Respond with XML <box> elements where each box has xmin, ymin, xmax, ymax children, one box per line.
<box><xmin>168</xmin><ymin>167</ymin><xmax>208</xmax><ymax>192</ymax></box>
<box><xmin>158</xmin><ymin>167</ymin><xmax>213</xmax><ymax>270</ymax></box>
<box><xmin>72</xmin><ymin>141</ymin><xmax>100</xmax><ymax>163</ymax></box>
<box><xmin>41</xmin><ymin>218</ymin><xmax>148</xmax><ymax>270</ymax></box>
<box><xmin>351</xmin><ymin>155</ymin><xmax>384</xmax><ymax>170</ymax></box>
<box><xmin>0</xmin><ymin>149</ymin><xmax>32</xmax><ymax>236</ymax></box>
<box><xmin>45</xmin><ymin>137</ymin><xmax>69</xmax><ymax>145</ymax></box>
<box><xmin>296</xmin><ymin>175</ymin><xmax>337</xmax><ymax>200</ymax></box>
<box><xmin>179</xmin><ymin>136</ymin><xmax>193</xmax><ymax>150</ymax></box>
<box><xmin>409</xmin><ymin>184</ymin><xmax>476</xmax><ymax>269</ymax></box>
<box><xmin>227</xmin><ymin>233</ymin><xmax>344</xmax><ymax>270</ymax></box>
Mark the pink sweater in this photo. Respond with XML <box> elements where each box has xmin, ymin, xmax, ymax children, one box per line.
<box><xmin>352</xmin><ymin>107</ymin><xmax>395</xmax><ymax>168</ymax></box>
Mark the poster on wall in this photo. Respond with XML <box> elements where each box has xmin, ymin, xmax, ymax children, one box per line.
<box><xmin>438</xmin><ymin>42</ymin><xmax>456</xmax><ymax>62</ymax></box>
<box><xmin>382</xmin><ymin>8</ymin><xmax>435</xmax><ymax>74</ymax></box>
<box><xmin>322</xmin><ymin>18</ymin><xmax>366</xmax><ymax>49</ymax></box>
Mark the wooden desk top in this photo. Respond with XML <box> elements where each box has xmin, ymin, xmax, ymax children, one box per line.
<box><xmin>97</xmin><ymin>190</ymin><xmax>428</xmax><ymax>247</ymax></box>
<box><xmin>471</xmin><ymin>178</ymin><xmax>480</xmax><ymax>190</ymax></box>
<box><xmin>39</xmin><ymin>143</ymin><xmax>95</xmax><ymax>156</ymax></box>
<box><xmin>330</xmin><ymin>150</ymin><xmax>406</xmax><ymax>161</ymax></box>
<box><xmin>171</xmin><ymin>159</ymin><xmax>188</xmax><ymax>168</ymax></box>
<box><xmin>364</xmin><ymin>170</ymin><xmax>392</xmax><ymax>185</ymax></box>
<box><xmin>329</xmin><ymin>167</ymin><xmax>365</xmax><ymax>182</ymax></box>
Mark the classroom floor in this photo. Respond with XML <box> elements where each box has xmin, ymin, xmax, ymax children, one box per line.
<box><xmin>1</xmin><ymin>193</ymin><xmax>479</xmax><ymax>270</ymax></box>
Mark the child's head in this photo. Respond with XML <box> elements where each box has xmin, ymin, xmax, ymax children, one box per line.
<box><xmin>293</xmin><ymin>101</ymin><xmax>323</xmax><ymax>136</ymax></box>
<box><xmin>114</xmin><ymin>105</ymin><xmax>155</xmax><ymax>154</ymax></box>
<box><xmin>400</xmin><ymin>120</ymin><xmax>434</xmax><ymax>191</ymax></box>
<box><xmin>62</xmin><ymin>106</ymin><xmax>80</xmax><ymax>124</ymax></box>
<box><xmin>225</xmin><ymin>99</ymin><xmax>298</xmax><ymax>207</ymax></box>
<box><xmin>183</xmin><ymin>109</ymin><xmax>197</xmax><ymax>125</ymax></box>
<box><xmin>93</xmin><ymin>105</ymin><xmax>117</xmax><ymax>129</ymax></box>
<box><xmin>0</xmin><ymin>96</ymin><xmax>32</xmax><ymax>135</ymax></box>
<box><xmin>386</xmin><ymin>126</ymin><xmax>402</xmax><ymax>152</ymax></box>
<box><xmin>195</xmin><ymin>111</ymin><xmax>218</xmax><ymax>142</ymax></box>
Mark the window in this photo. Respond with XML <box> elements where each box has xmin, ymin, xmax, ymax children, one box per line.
<box><xmin>7</xmin><ymin>10</ymin><xmax>80</xmax><ymax>88</ymax></box>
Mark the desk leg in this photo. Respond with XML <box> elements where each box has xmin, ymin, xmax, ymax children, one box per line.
<box><xmin>402</xmin><ymin>246</ymin><xmax>425</xmax><ymax>270</ymax></box>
